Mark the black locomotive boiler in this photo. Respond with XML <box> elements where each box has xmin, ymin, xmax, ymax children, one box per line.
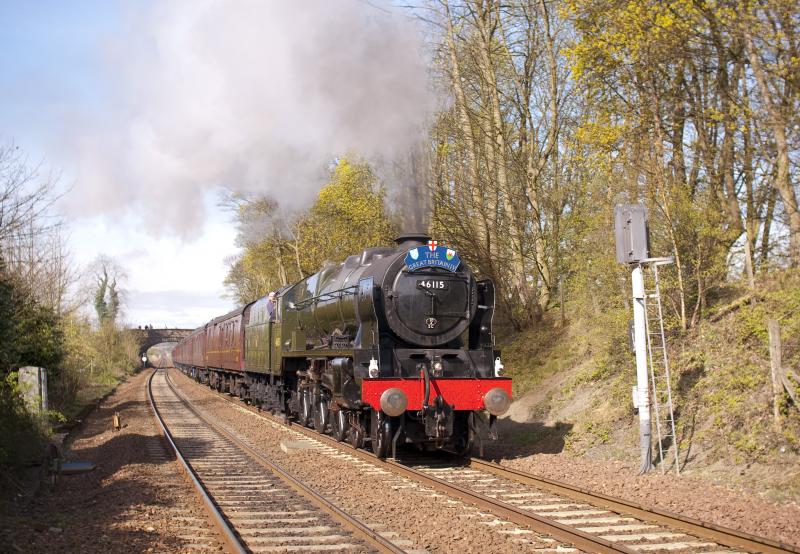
<box><xmin>173</xmin><ymin>234</ymin><xmax>512</xmax><ymax>457</ymax></box>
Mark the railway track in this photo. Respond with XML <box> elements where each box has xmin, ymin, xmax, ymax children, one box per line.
<box><xmin>147</xmin><ymin>368</ymin><xmax>406</xmax><ymax>553</ymax></box>
<box><xmin>466</xmin><ymin>459</ymin><xmax>800</xmax><ymax>554</ymax></box>
<box><xmin>139</xmin><ymin>382</ymin><xmax>225</xmax><ymax>552</ymax></box>
<box><xmin>172</xmin><ymin>369</ymin><xmax>800</xmax><ymax>553</ymax></box>
<box><xmin>406</xmin><ymin>460</ymin><xmax>798</xmax><ymax>554</ymax></box>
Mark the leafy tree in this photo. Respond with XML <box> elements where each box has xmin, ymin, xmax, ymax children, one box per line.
<box><xmin>297</xmin><ymin>158</ymin><xmax>397</xmax><ymax>274</ymax></box>
<box><xmin>223</xmin><ymin>195</ymin><xmax>306</xmax><ymax>304</ymax></box>
<box><xmin>94</xmin><ymin>269</ymin><xmax>108</xmax><ymax>323</ymax></box>
<box><xmin>14</xmin><ymin>302</ymin><xmax>64</xmax><ymax>370</ymax></box>
<box><xmin>0</xmin><ymin>263</ymin><xmax>18</xmax><ymax>371</ymax></box>
<box><xmin>563</xmin><ymin>0</ymin><xmax>799</xmax><ymax>328</ymax></box>
<box><xmin>225</xmin><ymin>157</ymin><xmax>397</xmax><ymax>303</ymax></box>
<box><xmin>0</xmin><ymin>262</ymin><xmax>64</xmax><ymax>371</ymax></box>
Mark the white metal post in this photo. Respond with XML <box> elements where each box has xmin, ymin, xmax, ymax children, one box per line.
<box><xmin>631</xmin><ymin>264</ymin><xmax>652</xmax><ymax>473</ymax></box>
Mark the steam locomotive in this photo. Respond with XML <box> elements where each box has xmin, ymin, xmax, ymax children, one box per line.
<box><xmin>173</xmin><ymin>234</ymin><xmax>512</xmax><ymax>457</ymax></box>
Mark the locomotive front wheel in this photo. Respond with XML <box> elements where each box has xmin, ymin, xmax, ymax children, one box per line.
<box><xmin>453</xmin><ymin>413</ymin><xmax>475</xmax><ymax>458</ymax></box>
<box><xmin>453</xmin><ymin>434</ymin><xmax>473</xmax><ymax>458</ymax></box>
<box><xmin>370</xmin><ymin>411</ymin><xmax>391</xmax><ymax>459</ymax></box>
<box><xmin>331</xmin><ymin>409</ymin><xmax>348</xmax><ymax>442</ymax></box>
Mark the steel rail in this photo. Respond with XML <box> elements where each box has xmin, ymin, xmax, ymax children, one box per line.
<box><xmin>163</xmin><ymin>370</ymin><xmax>405</xmax><ymax>554</ymax></box>
<box><xmin>146</xmin><ymin>369</ymin><xmax>245</xmax><ymax>554</ymax></box>
<box><xmin>470</xmin><ymin>458</ymin><xmax>800</xmax><ymax>554</ymax></box>
<box><xmin>176</xmin><ymin>369</ymin><xmax>800</xmax><ymax>554</ymax></box>
<box><xmin>175</xmin><ymin>372</ymin><xmax>634</xmax><ymax>553</ymax></box>
<box><xmin>381</xmin><ymin>458</ymin><xmax>637</xmax><ymax>554</ymax></box>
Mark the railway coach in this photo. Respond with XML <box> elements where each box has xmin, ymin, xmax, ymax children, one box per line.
<box><xmin>173</xmin><ymin>234</ymin><xmax>512</xmax><ymax>457</ymax></box>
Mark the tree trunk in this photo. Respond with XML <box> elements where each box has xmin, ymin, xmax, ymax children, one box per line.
<box><xmin>472</xmin><ymin>0</ymin><xmax>531</xmax><ymax>323</ymax></box>
<box><xmin>744</xmin><ymin>29</ymin><xmax>800</xmax><ymax>266</ymax></box>
<box><xmin>443</xmin><ymin>1</ymin><xmax>488</xmax><ymax>256</ymax></box>
<box><xmin>760</xmin><ymin>187</ymin><xmax>777</xmax><ymax>268</ymax></box>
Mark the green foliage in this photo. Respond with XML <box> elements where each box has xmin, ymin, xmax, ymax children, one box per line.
<box><xmin>226</xmin><ymin>157</ymin><xmax>397</xmax><ymax>304</ymax></box>
<box><xmin>0</xmin><ymin>269</ymin><xmax>17</xmax><ymax>371</ymax></box>
<box><xmin>91</xmin><ymin>322</ymin><xmax>140</xmax><ymax>377</ymax></box>
<box><xmin>107</xmin><ymin>280</ymin><xmax>119</xmax><ymax>322</ymax></box>
<box><xmin>223</xmin><ymin>196</ymin><xmax>296</xmax><ymax>304</ymax></box>
<box><xmin>93</xmin><ymin>267</ymin><xmax>120</xmax><ymax>325</ymax></box>
<box><xmin>0</xmin><ymin>265</ymin><xmax>134</xmax><ymax>471</ymax></box>
<box><xmin>297</xmin><ymin>158</ymin><xmax>397</xmax><ymax>273</ymax></box>
<box><xmin>47</xmin><ymin>319</ymin><xmax>139</xmax><ymax>423</ymax></box>
<box><xmin>696</xmin><ymin>360</ymin><xmax>771</xmax><ymax>461</ymax></box>
<box><xmin>562</xmin><ymin>0</ymin><xmax>785</xmax><ymax>332</ymax></box>
<box><xmin>0</xmin><ymin>263</ymin><xmax>65</xmax><ymax>371</ymax></box>
<box><xmin>47</xmin><ymin>316</ymin><xmax>93</xmax><ymax>417</ymax></box>
<box><xmin>94</xmin><ymin>272</ymin><xmax>107</xmax><ymax>322</ymax></box>
<box><xmin>14</xmin><ymin>303</ymin><xmax>64</xmax><ymax>370</ymax></box>
<box><xmin>666</xmin><ymin>273</ymin><xmax>800</xmax><ymax>462</ymax></box>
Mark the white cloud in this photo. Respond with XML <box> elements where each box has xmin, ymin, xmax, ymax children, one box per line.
<box><xmin>59</xmin><ymin>0</ymin><xmax>432</xmax><ymax>236</ymax></box>
<box><xmin>68</xmin><ymin>188</ymin><xmax>237</xmax><ymax>328</ymax></box>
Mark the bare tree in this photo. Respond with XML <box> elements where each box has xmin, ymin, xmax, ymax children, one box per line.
<box><xmin>430</xmin><ymin>0</ymin><xmax>573</xmax><ymax>329</ymax></box>
<box><xmin>0</xmin><ymin>142</ymin><xmax>60</xmax><ymax>246</ymax></box>
<box><xmin>0</xmin><ymin>142</ymin><xmax>77</xmax><ymax>315</ymax></box>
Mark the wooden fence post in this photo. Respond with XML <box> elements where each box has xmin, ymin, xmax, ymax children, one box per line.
<box><xmin>767</xmin><ymin>318</ymin><xmax>782</xmax><ymax>429</ymax></box>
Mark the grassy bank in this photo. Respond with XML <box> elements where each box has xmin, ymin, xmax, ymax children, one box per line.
<box><xmin>498</xmin><ymin>270</ymin><xmax>800</xmax><ymax>500</ymax></box>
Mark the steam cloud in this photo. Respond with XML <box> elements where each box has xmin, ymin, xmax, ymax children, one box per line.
<box><xmin>61</xmin><ymin>0</ymin><xmax>433</xmax><ymax>235</ymax></box>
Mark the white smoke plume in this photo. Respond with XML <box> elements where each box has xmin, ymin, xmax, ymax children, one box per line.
<box><xmin>61</xmin><ymin>0</ymin><xmax>433</xmax><ymax>235</ymax></box>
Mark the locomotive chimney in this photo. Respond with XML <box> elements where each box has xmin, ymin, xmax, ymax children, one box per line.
<box><xmin>394</xmin><ymin>233</ymin><xmax>431</xmax><ymax>247</ymax></box>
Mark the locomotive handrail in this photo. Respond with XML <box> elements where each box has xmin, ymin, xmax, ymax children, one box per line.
<box><xmin>290</xmin><ymin>284</ymin><xmax>359</xmax><ymax>310</ymax></box>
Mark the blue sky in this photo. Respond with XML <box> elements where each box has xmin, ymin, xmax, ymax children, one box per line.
<box><xmin>0</xmin><ymin>0</ymin><xmax>237</xmax><ymax>328</ymax></box>
<box><xmin>0</xmin><ymin>0</ymin><xmax>430</xmax><ymax>328</ymax></box>
<box><xmin>1</xmin><ymin>2</ymin><xmax>118</xmax><ymax>141</ymax></box>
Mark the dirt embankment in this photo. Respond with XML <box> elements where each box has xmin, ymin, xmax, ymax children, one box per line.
<box><xmin>494</xmin><ymin>272</ymin><xmax>800</xmax><ymax>542</ymax></box>
<box><xmin>0</xmin><ymin>370</ymin><xmax>220</xmax><ymax>553</ymax></box>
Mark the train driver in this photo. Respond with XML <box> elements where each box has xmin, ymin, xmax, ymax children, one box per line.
<box><xmin>267</xmin><ymin>291</ymin><xmax>277</xmax><ymax>321</ymax></box>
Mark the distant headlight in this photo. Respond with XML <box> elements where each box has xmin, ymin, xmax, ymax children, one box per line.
<box><xmin>380</xmin><ymin>387</ymin><xmax>408</xmax><ymax>417</ymax></box>
<box><xmin>483</xmin><ymin>388</ymin><xmax>511</xmax><ymax>416</ymax></box>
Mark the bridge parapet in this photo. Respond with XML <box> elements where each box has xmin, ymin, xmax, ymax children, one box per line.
<box><xmin>129</xmin><ymin>328</ymin><xmax>193</xmax><ymax>354</ymax></box>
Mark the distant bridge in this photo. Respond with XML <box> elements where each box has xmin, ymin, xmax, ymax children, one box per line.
<box><xmin>130</xmin><ymin>327</ymin><xmax>193</xmax><ymax>355</ymax></box>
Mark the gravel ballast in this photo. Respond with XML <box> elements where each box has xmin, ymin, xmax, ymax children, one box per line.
<box><xmin>176</xmin><ymin>368</ymin><xmax>800</xmax><ymax>551</ymax></box>
<box><xmin>170</xmin><ymin>369</ymin><xmax>575</xmax><ymax>553</ymax></box>
<box><xmin>486</xmin><ymin>433</ymin><xmax>800</xmax><ymax>548</ymax></box>
<box><xmin>0</xmin><ymin>369</ymin><xmax>222</xmax><ymax>553</ymax></box>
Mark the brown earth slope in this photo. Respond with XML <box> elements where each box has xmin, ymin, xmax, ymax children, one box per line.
<box><xmin>492</xmin><ymin>271</ymin><xmax>800</xmax><ymax>533</ymax></box>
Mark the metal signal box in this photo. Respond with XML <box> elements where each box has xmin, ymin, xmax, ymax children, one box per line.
<box><xmin>615</xmin><ymin>204</ymin><xmax>650</xmax><ymax>264</ymax></box>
